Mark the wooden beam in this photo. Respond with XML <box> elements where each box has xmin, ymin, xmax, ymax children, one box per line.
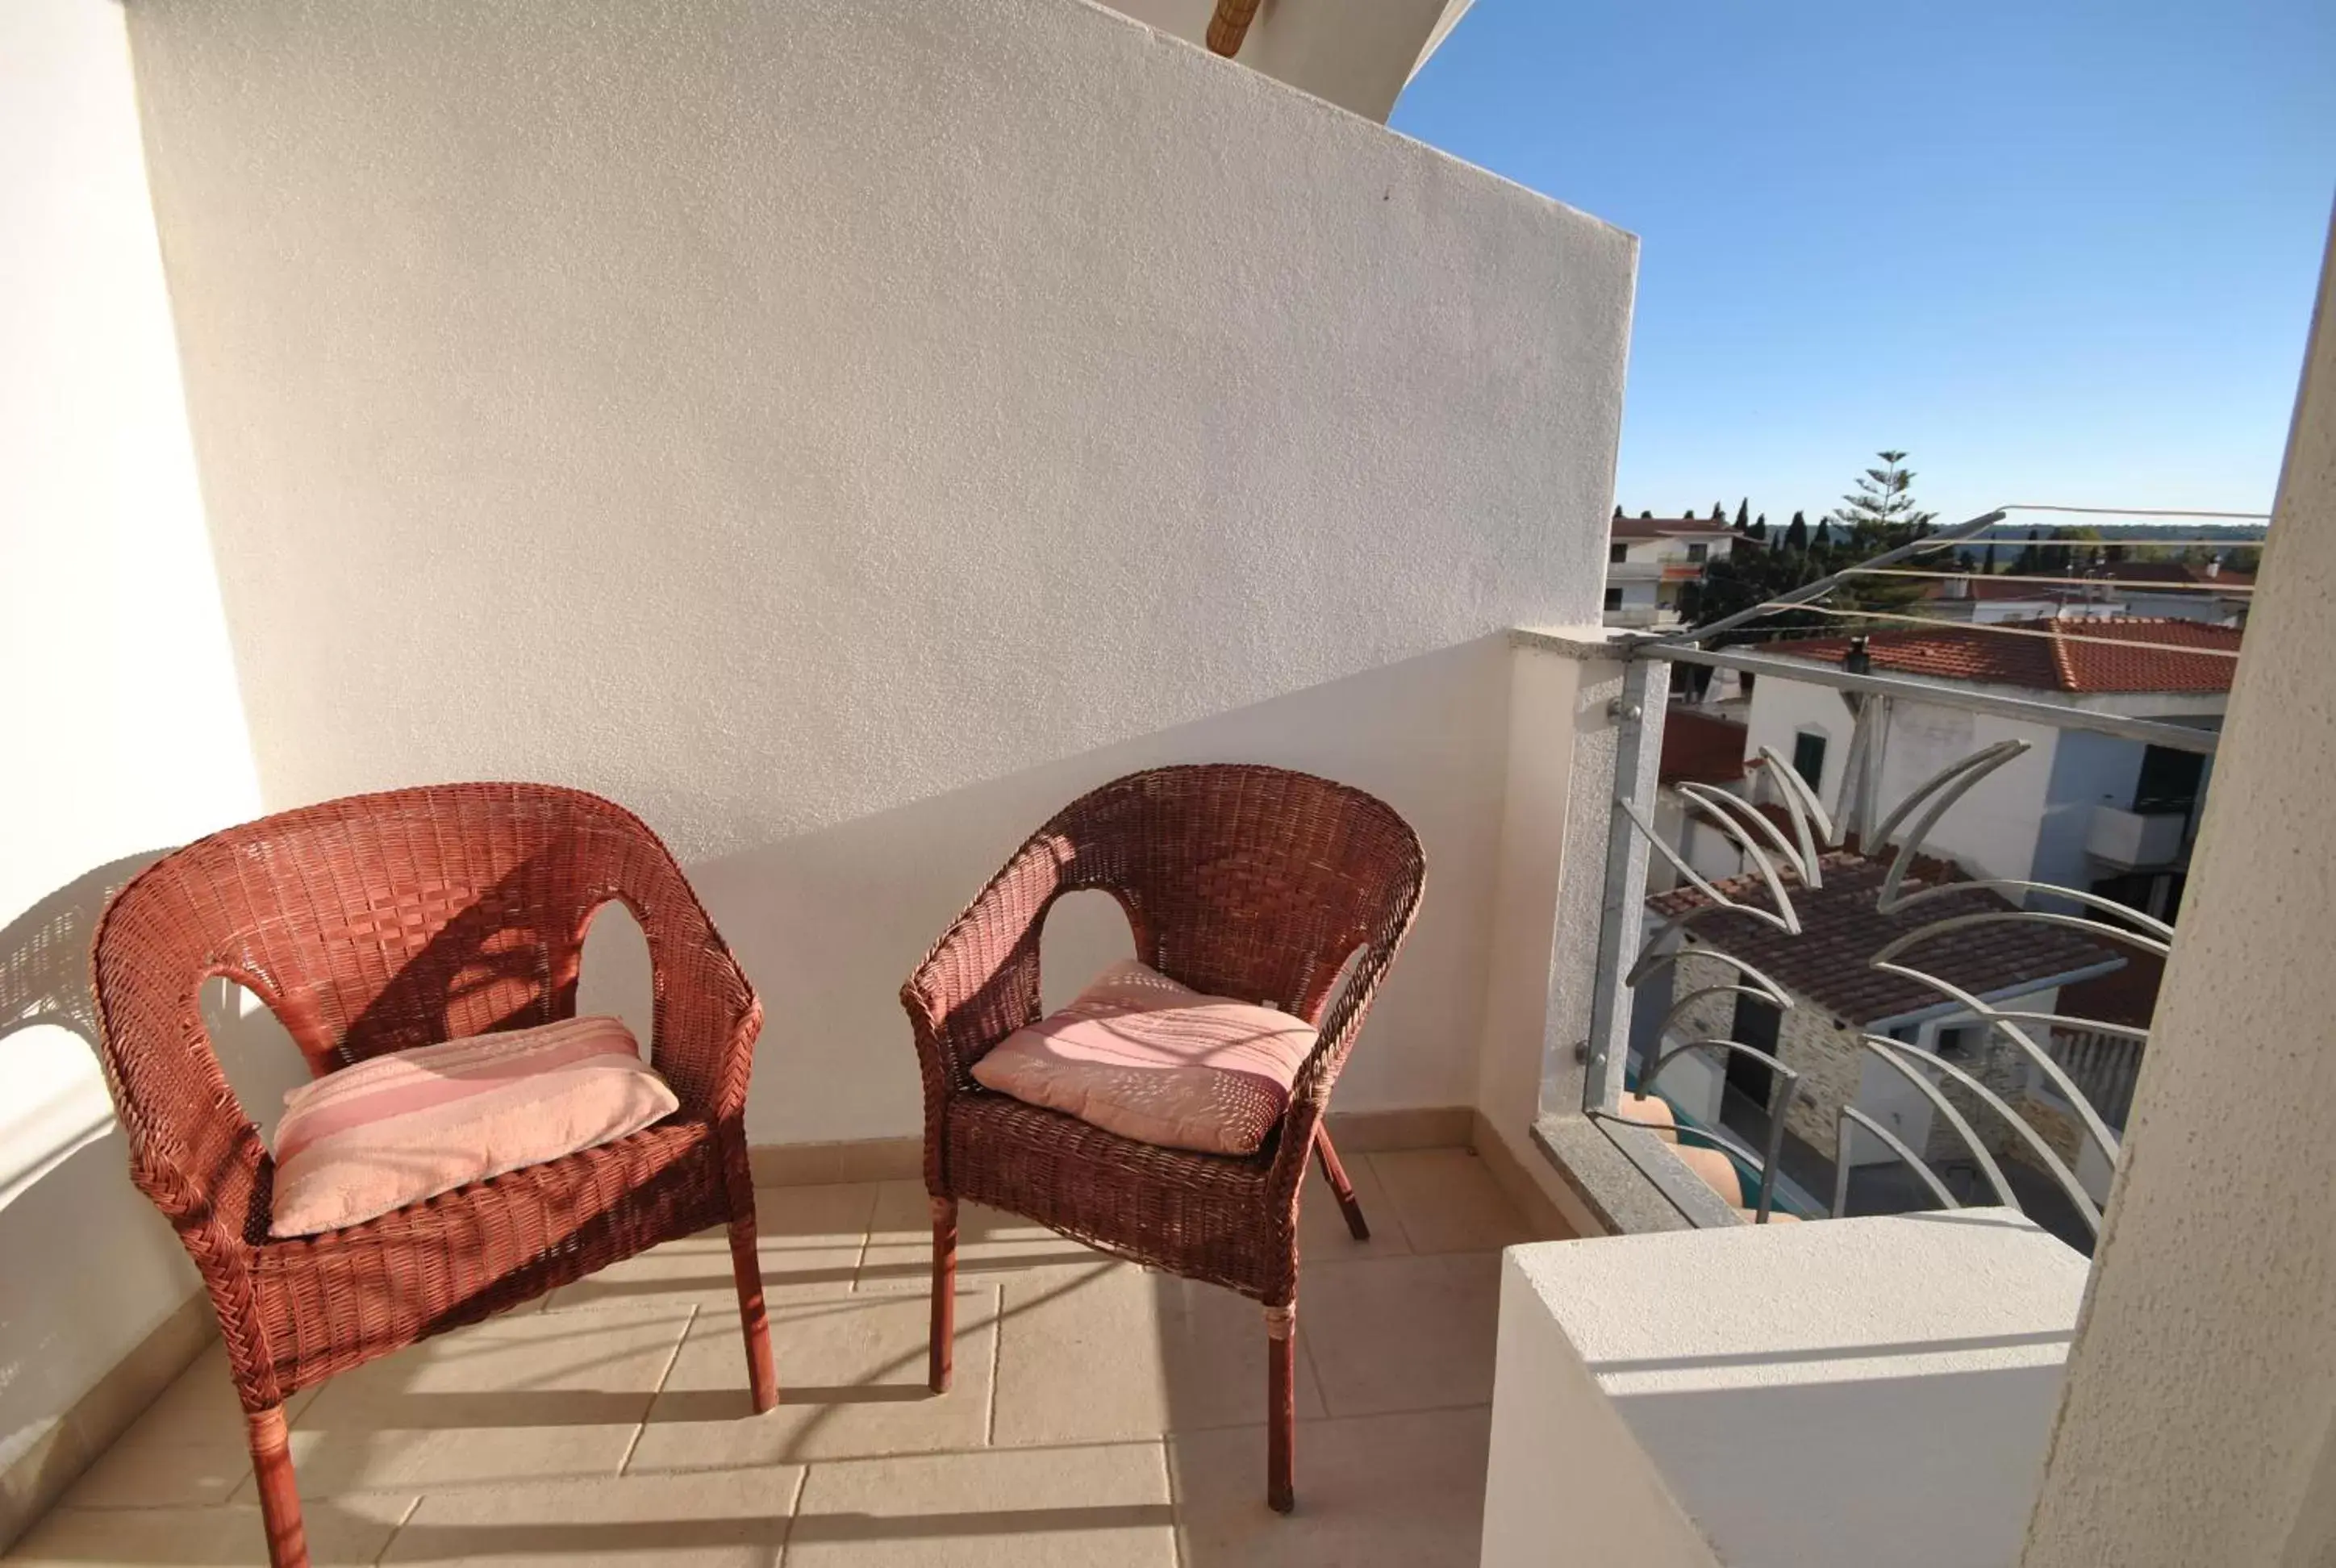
<box><xmin>1207</xmin><ymin>0</ymin><xmax>1264</xmax><ymax>56</ymax></box>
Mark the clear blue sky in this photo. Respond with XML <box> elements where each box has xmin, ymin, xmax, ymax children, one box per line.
<box><xmin>1392</xmin><ymin>0</ymin><xmax>2336</xmax><ymax>530</ymax></box>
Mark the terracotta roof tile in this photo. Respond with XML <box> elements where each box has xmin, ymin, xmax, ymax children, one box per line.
<box><xmin>1646</xmin><ymin>853</ymin><xmax>2122</xmax><ymax>1024</ymax></box>
<box><xmin>1773</xmin><ymin>618</ymin><xmax>2239</xmax><ymax>694</ymax></box>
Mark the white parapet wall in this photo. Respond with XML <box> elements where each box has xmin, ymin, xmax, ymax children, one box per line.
<box><xmin>1483</xmin><ymin>1210</ymin><xmax>2089</xmax><ymax>1568</ymax></box>
<box><xmin>124</xmin><ymin>0</ymin><xmax>1636</xmax><ymax>1147</ymax></box>
<box><xmin>0</xmin><ymin>0</ymin><xmax>267</xmax><ymax>1541</ymax></box>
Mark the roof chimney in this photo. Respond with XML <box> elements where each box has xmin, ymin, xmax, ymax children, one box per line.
<box><xmin>1844</xmin><ymin>636</ymin><xmax>1871</xmax><ymax>676</ymax></box>
<box><xmin>2202</xmin><ymin>558</ymin><xmax>2221</xmax><ymax>580</ymax></box>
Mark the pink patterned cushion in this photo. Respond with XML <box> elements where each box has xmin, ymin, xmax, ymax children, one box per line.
<box><xmin>970</xmin><ymin>959</ymin><xmax>1316</xmax><ymax>1156</ymax></box>
<box><xmin>268</xmin><ymin>1015</ymin><xmax>678</xmax><ymax>1237</ymax></box>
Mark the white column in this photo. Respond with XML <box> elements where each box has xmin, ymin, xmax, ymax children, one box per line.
<box><xmin>2021</xmin><ymin>211</ymin><xmax>2336</xmax><ymax>1567</ymax></box>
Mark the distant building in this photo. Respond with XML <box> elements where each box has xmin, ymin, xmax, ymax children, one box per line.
<box><xmin>1745</xmin><ymin>618</ymin><xmax>2239</xmax><ymax>924</ymax></box>
<box><xmin>1920</xmin><ymin>558</ymin><xmax>2252</xmax><ymax>628</ymax></box>
<box><xmin>1644</xmin><ymin>854</ymin><xmax>2124</xmax><ymax>1210</ymax></box>
<box><xmin>1604</xmin><ymin>515</ymin><xmax>1742</xmax><ymax>628</ymax></box>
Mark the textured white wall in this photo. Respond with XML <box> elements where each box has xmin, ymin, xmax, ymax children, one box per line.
<box><xmin>2021</xmin><ymin>218</ymin><xmax>2336</xmax><ymax>1568</ymax></box>
<box><xmin>1487</xmin><ymin>1212</ymin><xmax>2088</xmax><ymax>1568</ymax></box>
<box><xmin>0</xmin><ymin>0</ymin><xmax>261</xmax><ymax>1533</ymax></box>
<box><xmin>126</xmin><ymin>0</ymin><xmax>1633</xmax><ymax>1142</ymax></box>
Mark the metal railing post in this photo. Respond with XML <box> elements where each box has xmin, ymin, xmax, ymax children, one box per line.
<box><xmin>1583</xmin><ymin>656</ymin><xmax>1666</xmax><ymax>1111</ymax></box>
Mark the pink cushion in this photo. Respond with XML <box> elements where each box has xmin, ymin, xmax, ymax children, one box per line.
<box><xmin>970</xmin><ymin>959</ymin><xmax>1316</xmax><ymax>1156</ymax></box>
<box><xmin>269</xmin><ymin>1015</ymin><xmax>678</xmax><ymax>1237</ymax></box>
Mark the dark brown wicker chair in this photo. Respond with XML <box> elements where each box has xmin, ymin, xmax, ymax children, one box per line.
<box><xmin>900</xmin><ymin>764</ymin><xmax>1425</xmax><ymax>1512</ymax></box>
<box><xmin>89</xmin><ymin>783</ymin><xmax>773</xmax><ymax>1568</ymax></box>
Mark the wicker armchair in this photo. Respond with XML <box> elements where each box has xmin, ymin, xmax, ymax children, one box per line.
<box><xmin>900</xmin><ymin>764</ymin><xmax>1425</xmax><ymax>1512</ymax></box>
<box><xmin>90</xmin><ymin>783</ymin><xmax>773</xmax><ymax>1568</ymax></box>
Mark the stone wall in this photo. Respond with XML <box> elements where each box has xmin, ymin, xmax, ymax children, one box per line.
<box><xmin>1659</xmin><ymin>945</ymin><xmax>2044</xmax><ymax>1171</ymax></box>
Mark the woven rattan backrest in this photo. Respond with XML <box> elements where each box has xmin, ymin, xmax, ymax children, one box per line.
<box><xmin>1040</xmin><ymin>766</ymin><xmax>1423</xmax><ymax>1025</ymax></box>
<box><xmin>92</xmin><ymin>784</ymin><xmax>657</xmax><ymax>1095</ymax></box>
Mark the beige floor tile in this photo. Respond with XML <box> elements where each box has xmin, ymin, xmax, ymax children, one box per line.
<box><xmin>270</xmin><ymin>1303</ymin><xmax>695</xmax><ymax>1495</ymax></box>
<box><xmin>1301</xmin><ymin>1253</ymin><xmax>1500</xmax><ymax>1417</ymax></box>
<box><xmin>1168</xmin><ymin>1407</ymin><xmax>1491</xmax><ymax>1567</ymax></box>
<box><xmin>855</xmin><ymin>1182</ymin><xmax>1103</xmax><ymax>1292</ymax></box>
<box><xmin>55</xmin><ymin>1432</ymin><xmax>252</xmax><ymax>1511</ymax></box>
<box><xmin>51</xmin><ymin>1344</ymin><xmax>331</xmax><ymax>1510</ymax></box>
<box><xmin>119</xmin><ymin>1345</ymin><xmax>324</xmax><ymax>1449</ymax></box>
<box><xmin>787</xmin><ymin>1441</ymin><xmax>1176</xmax><ymax>1567</ymax></box>
<box><xmin>544</xmin><ymin>1185</ymin><xmax>878</xmax><ymax>1310</ymax></box>
<box><xmin>628</xmin><ymin>1287</ymin><xmax>999</xmax><ymax>1469</ymax></box>
<box><xmin>6</xmin><ymin>1494</ymin><xmax>411</xmax><ymax>1566</ymax></box>
<box><xmin>990</xmin><ymin>1263</ymin><xmax>1325</xmax><ymax>1447</ymax></box>
<box><xmin>380</xmin><ymin>1470</ymin><xmax>799</xmax><ymax>1566</ymax></box>
<box><xmin>1297</xmin><ymin>1153</ymin><xmax>1409</xmax><ymax>1261</ymax></box>
<box><xmin>1366</xmin><ymin>1149</ymin><xmax>1536</xmax><ymax>1254</ymax></box>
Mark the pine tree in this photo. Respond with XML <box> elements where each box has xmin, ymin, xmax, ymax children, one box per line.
<box><xmin>1641</xmin><ymin>510</ymin><xmax>1655</xmax><ymax>519</ymax></box>
<box><xmin>1784</xmin><ymin>511</ymin><xmax>1809</xmax><ymax>553</ymax></box>
<box><xmin>2014</xmin><ymin>529</ymin><xmax>2042</xmax><ymax>573</ymax></box>
<box><xmin>1613</xmin><ymin>503</ymin><xmax>1624</xmax><ymax>520</ymax></box>
<box><xmin>1753</xmin><ymin>513</ymin><xmax>1768</xmax><ymax>540</ymax></box>
<box><xmin>1812</xmin><ymin>519</ymin><xmax>1833</xmax><ymax>551</ymax></box>
<box><xmin>1709</xmin><ymin>502</ymin><xmax>1727</xmax><ymax>522</ymax></box>
<box><xmin>1735</xmin><ymin>498</ymin><xmax>1750</xmax><ymax>531</ymax></box>
<box><xmin>1829</xmin><ymin>451</ymin><xmax>1938</xmax><ymax>614</ymax></box>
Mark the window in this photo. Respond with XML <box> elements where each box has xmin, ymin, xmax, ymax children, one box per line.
<box><xmin>1934</xmin><ymin>1024</ymin><xmax>1979</xmax><ymax>1062</ymax></box>
<box><xmin>1686</xmin><ymin>542</ymin><xmax>1708</xmax><ymax>564</ymax></box>
<box><xmin>1603</xmin><ymin>587</ymin><xmax>1623</xmax><ymax>612</ymax></box>
<box><xmin>1791</xmin><ymin>730</ymin><xmax>1828</xmax><ymax>789</ymax></box>
<box><xmin>1609</xmin><ymin>541</ymin><xmax>1629</xmax><ymax>564</ymax></box>
<box><xmin>2133</xmin><ymin>744</ymin><xmax>2205</xmax><ymax>813</ymax></box>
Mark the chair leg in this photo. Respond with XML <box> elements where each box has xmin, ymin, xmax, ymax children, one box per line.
<box><xmin>1266</xmin><ymin>1303</ymin><xmax>1297</xmax><ymax>1513</ymax></box>
<box><xmin>929</xmin><ymin>1195</ymin><xmax>959</xmax><ymax>1394</ymax></box>
<box><xmin>728</xmin><ymin>1213</ymin><xmax>778</xmax><ymax>1414</ymax></box>
<box><xmin>1314</xmin><ymin>1128</ymin><xmax>1370</xmax><ymax>1241</ymax></box>
<box><xmin>247</xmin><ymin>1405</ymin><xmax>307</xmax><ymax>1568</ymax></box>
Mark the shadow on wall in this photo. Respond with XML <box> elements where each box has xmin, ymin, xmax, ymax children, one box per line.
<box><xmin>680</xmin><ymin>635</ymin><xmax>1516</xmax><ymax>1146</ymax></box>
<box><xmin>0</xmin><ymin>851</ymin><xmax>304</xmax><ymax>1508</ymax></box>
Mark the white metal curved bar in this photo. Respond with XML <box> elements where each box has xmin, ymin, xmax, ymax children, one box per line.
<box><xmin>1618</xmin><ymin>795</ymin><xmax>1800</xmax><ymax>935</ymax></box>
<box><xmin>1868</xmin><ymin>908</ymin><xmax>2172</xmax><ymax>966</ymax></box>
<box><xmin>1677</xmin><ymin>781</ymin><xmax>1812</xmax><ymax>884</ymax></box>
<box><xmin>1752</xmin><ymin>746</ymin><xmax>1833</xmax><ymax>886</ymax></box>
<box><xmin>1654</xmin><ymin>983</ymin><xmax>1793</xmax><ymax>1040</ymax></box>
<box><xmin>1871</xmin><ymin>740</ymin><xmax>2032</xmax><ymax>910</ymax></box>
<box><xmin>1879</xmin><ymin>878</ymin><xmax>2176</xmax><ymax>944</ymax></box>
<box><xmin>1867</xmin><ymin>958</ymin><xmax>2123</xmax><ymax>1166</ymax></box>
<box><xmin>1867</xmin><ymin>1035</ymin><xmax>2102</xmax><ymax>1233</ymax></box>
<box><xmin>1833</xmin><ymin>1104</ymin><xmax>1962</xmax><ymax>1217</ymax></box>
<box><xmin>1859</xmin><ymin>1036</ymin><xmax>2019</xmax><ymax>1209</ymax></box>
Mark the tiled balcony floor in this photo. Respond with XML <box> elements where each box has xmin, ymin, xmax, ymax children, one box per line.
<box><xmin>7</xmin><ymin>1146</ymin><xmax>1542</xmax><ymax>1566</ymax></box>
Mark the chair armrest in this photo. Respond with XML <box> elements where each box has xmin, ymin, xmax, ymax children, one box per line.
<box><xmin>1269</xmin><ymin>874</ymin><xmax>1425</xmax><ymax>1200</ymax></box>
<box><xmin>900</xmin><ymin>831</ymin><xmax>1074</xmax><ymax>1102</ymax></box>
<box><xmin>599</xmin><ymin>861</ymin><xmax>761</xmax><ymax>1126</ymax></box>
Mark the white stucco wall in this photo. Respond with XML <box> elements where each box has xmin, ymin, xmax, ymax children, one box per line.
<box><xmin>0</xmin><ymin>0</ymin><xmax>262</xmax><ymax>1532</ymax></box>
<box><xmin>2021</xmin><ymin>218</ymin><xmax>2336</xmax><ymax>1568</ymax></box>
<box><xmin>126</xmin><ymin>0</ymin><xmax>1634</xmax><ymax>1144</ymax></box>
<box><xmin>1486</xmin><ymin>1211</ymin><xmax>2088</xmax><ymax>1568</ymax></box>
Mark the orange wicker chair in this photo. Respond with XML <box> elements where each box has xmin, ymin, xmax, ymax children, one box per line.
<box><xmin>89</xmin><ymin>783</ymin><xmax>773</xmax><ymax>1568</ymax></box>
<box><xmin>900</xmin><ymin>765</ymin><xmax>1425</xmax><ymax>1512</ymax></box>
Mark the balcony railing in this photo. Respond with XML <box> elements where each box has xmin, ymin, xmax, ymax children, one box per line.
<box><xmin>1560</xmin><ymin>507</ymin><xmax>2249</xmax><ymax>1245</ymax></box>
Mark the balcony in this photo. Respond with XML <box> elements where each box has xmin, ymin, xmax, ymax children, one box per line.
<box><xmin>9</xmin><ymin>0</ymin><xmax>2336</xmax><ymax>1564</ymax></box>
<box><xmin>2085</xmin><ymin>803</ymin><xmax>2188</xmax><ymax>868</ymax></box>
